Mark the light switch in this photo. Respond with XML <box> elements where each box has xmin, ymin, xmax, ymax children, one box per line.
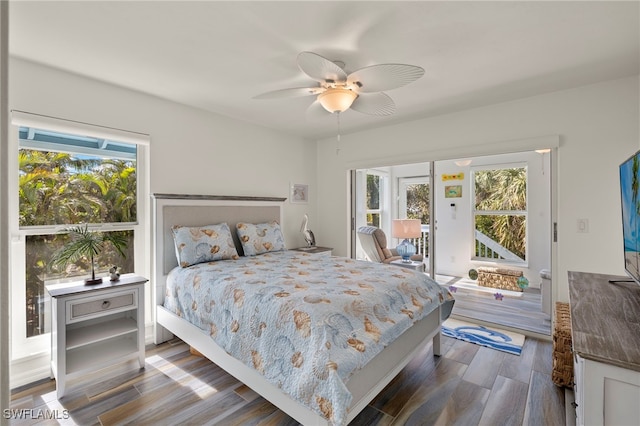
<box><xmin>577</xmin><ymin>218</ymin><xmax>589</xmax><ymax>233</ymax></box>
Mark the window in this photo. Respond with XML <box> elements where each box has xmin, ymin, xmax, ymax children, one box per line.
<box><xmin>366</xmin><ymin>173</ymin><xmax>383</xmax><ymax>227</ymax></box>
<box><xmin>472</xmin><ymin>164</ymin><xmax>527</xmax><ymax>264</ymax></box>
<box><xmin>399</xmin><ymin>176</ymin><xmax>430</xmax><ymax>255</ymax></box>
<box><xmin>354</xmin><ymin>169</ymin><xmax>389</xmax><ymax>260</ymax></box>
<box><xmin>10</xmin><ymin>114</ymin><xmax>149</xmax><ymax>362</ymax></box>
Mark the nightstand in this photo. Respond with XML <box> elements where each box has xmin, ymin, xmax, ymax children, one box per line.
<box><xmin>46</xmin><ymin>274</ymin><xmax>147</xmax><ymax>398</ymax></box>
<box><xmin>389</xmin><ymin>259</ymin><xmax>426</xmax><ymax>272</ymax></box>
<box><xmin>291</xmin><ymin>246</ymin><xmax>333</xmax><ymax>257</ymax></box>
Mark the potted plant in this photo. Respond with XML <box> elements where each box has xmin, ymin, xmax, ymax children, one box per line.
<box><xmin>50</xmin><ymin>224</ymin><xmax>128</xmax><ymax>285</ymax></box>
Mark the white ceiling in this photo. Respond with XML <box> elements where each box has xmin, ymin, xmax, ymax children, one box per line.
<box><xmin>9</xmin><ymin>1</ymin><xmax>640</xmax><ymax>140</ymax></box>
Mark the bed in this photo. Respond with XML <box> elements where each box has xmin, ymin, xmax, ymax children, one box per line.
<box><xmin>152</xmin><ymin>194</ymin><xmax>454</xmax><ymax>425</ymax></box>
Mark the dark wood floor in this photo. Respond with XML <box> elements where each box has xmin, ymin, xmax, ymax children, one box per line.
<box><xmin>10</xmin><ymin>333</ymin><xmax>568</xmax><ymax>425</ymax></box>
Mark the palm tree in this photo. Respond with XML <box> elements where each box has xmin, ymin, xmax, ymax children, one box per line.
<box><xmin>20</xmin><ymin>149</ymin><xmax>137</xmax><ymax>333</ymax></box>
<box><xmin>475</xmin><ymin>168</ymin><xmax>527</xmax><ymax>260</ymax></box>
<box><xmin>49</xmin><ymin>224</ymin><xmax>128</xmax><ymax>284</ymax></box>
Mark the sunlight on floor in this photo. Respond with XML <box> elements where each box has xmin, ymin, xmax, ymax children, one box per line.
<box><xmin>430</xmin><ymin>272</ymin><xmax>551</xmax><ymax>336</ymax></box>
<box><xmin>146</xmin><ymin>354</ymin><xmax>218</xmax><ymax>399</ymax></box>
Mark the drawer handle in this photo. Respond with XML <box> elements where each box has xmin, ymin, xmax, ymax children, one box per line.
<box><xmin>102</xmin><ymin>300</ymin><xmax>111</xmax><ymax>309</ymax></box>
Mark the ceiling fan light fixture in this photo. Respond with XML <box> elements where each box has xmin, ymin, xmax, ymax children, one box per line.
<box><xmin>454</xmin><ymin>159</ymin><xmax>472</xmax><ymax>167</ymax></box>
<box><xmin>317</xmin><ymin>87</ymin><xmax>358</xmax><ymax>113</ymax></box>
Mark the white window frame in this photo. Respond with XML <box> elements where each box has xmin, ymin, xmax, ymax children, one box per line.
<box><xmin>471</xmin><ymin>162</ymin><xmax>528</xmax><ymax>266</ymax></box>
<box><xmin>364</xmin><ymin>169</ymin><xmax>390</xmax><ymax>232</ymax></box>
<box><xmin>9</xmin><ymin>112</ymin><xmax>150</xmax><ymax>366</ymax></box>
<box><xmin>398</xmin><ymin>176</ymin><xmax>430</xmax><ymax>254</ymax></box>
<box><xmin>354</xmin><ymin>169</ymin><xmax>390</xmax><ymax>260</ymax></box>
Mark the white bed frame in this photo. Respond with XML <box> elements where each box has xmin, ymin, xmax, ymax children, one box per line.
<box><xmin>152</xmin><ymin>193</ymin><xmax>443</xmax><ymax>425</ymax></box>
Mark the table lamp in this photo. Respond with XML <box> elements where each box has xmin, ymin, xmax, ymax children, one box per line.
<box><xmin>392</xmin><ymin>219</ymin><xmax>422</xmax><ymax>263</ymax></box>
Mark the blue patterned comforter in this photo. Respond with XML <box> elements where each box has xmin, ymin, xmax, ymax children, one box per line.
<box><xmin>164</xmin><ymin>250</ymin><xmax>453</xmax><ymax>425</ymax></box>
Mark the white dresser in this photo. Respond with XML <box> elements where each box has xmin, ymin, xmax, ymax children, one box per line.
<box><xmin>568</xmin><ymin>271</ymin><xmax>640</xmax><ymax>426</ymax></box>
<box><xmin>47</xmin><ymin>274</ymin><xmax>147</xmax><ymax>398</ymax></box>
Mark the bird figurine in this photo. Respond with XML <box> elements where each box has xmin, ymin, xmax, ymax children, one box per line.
<box><xmin>109</xmin><ymin>266</ymin><xmax>120</xmax><ymax>281</ymax></box>
<box><xmin>300</xmin><ymin>214</ymin><xmax>316</xmax><ymax>247</ymax></box>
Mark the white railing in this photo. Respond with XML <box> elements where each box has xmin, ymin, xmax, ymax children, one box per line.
<box><xmin>408</xmin><ymin>225</ymin><xmax>429</xmax><ymax>258</ymax></box>
<box><xmin>474</xmin><ymin>229</ymin><xmax>523</xmax><ymax>261</ymax></box>
<box><xmin>404</xmin><ymin>226</ymin><xmax>522</xmax><ymax>263</ymax></box>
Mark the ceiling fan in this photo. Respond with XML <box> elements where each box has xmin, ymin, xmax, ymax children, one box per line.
<box><xmin>254</xmin><ymin>51</ymin><xmax>425</xmax><ymax>117</ymax></box>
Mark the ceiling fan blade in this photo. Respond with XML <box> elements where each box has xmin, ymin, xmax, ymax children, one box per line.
<box><xmin>297</xmin><ymin>51</ymin><xmax>347</xmax><ymax>84</ymax></box>
<box><xmin>347</xmin><ymin>64</ymin><xmax>425</xmax><ymax>93</ymax></box>
<box><xmin>350</xmin><ymin>92</ymin><xmax>396</xmax><ymax>116</ymax></box>
<box><xmin>253</xmin><ymin>87</ymin><xmax>322</xmax><ymax>99</ymax></box>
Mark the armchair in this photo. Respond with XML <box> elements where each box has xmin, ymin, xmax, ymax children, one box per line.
<box><xmin>357</xmin><ymin>226</ymin><xmax>423</xmax><ymax>264</ymax></box>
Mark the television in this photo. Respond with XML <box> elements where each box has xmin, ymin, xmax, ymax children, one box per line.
<box><xmin>619</xmin><ymin>149</ymin><xmax>640</xmax><ymax>285</ymax></box>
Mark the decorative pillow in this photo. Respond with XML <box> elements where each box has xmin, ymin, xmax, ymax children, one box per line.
<box><xmin>236</xmin><ymin>221</ymin><xmax>286</xmax><ymax>256</ymax></box>
<box><xmin>171</xmin><ymin>223</ymin><xmax>239</xmax><ymax>267</ymax></box>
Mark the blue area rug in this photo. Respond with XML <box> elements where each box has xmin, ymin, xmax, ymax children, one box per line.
<box><xmin>442</xmin><ymin>318</ymin><xmax>524</xmax><ymax>356</ymax></box>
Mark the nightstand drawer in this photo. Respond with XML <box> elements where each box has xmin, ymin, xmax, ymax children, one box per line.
<box><xmin>66</xmin><ymin>289</ymin><xmax>138</xmax><ymax>323</ymax></box>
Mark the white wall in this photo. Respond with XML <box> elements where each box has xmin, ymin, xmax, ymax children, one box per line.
<box><xmin>316</xmin><ymin>76</ymin><xmax>639</xmax><ymax>303</ymax></box>
<box><xmin>9</xmin><ymin>58</ymin><xmax>318</xmax><ymax>249</ymax></box>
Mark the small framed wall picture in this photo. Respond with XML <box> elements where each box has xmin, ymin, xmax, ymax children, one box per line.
<box><xmin>445</xmin><ymin>185</ymin><xmax>462</xmax><ymax>198</ymax></box>
<box><xmin>291</xmin><ymin>183</ymin><xmax>309</xmax><ymax>203</ymax></box>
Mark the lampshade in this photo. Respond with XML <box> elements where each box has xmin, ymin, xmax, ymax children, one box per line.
<box><xmin>317</xmin><ymin>87</ymin><xmax>358</xmax><ymax>113</ymax></box>
<box><xmin>392</xmin><ymin>219</ymin><xmax>422</xmax><ymax>239</ymax></box>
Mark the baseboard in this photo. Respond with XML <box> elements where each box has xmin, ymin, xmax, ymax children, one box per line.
<box><xmin>10</xmin><ymin>352</ymin><xmax>51</xmax><ymax>389</ymax></box>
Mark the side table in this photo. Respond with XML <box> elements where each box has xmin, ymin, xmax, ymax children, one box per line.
<box><xmin>389</xmin><ymin>259</ymin><xmax>426</xmax><ymax>272</ymax></box>
<box><xmin>47</xmin><ymin>273</ymin><xmax>147</xmax><ymax>398</ymax></box>
<box><xmin>291</xmin><ymin>246</ymin><xmax>333</xmax><ymax>257</ymax></box>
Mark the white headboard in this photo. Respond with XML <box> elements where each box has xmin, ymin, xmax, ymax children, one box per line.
<box><xmin>151</xmin><ymin>193</ymin><xmax>286</xmax><ymax>343</ymax></box>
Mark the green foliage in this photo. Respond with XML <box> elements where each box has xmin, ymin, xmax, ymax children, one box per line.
<box><xmin>475</xmin><ymin>168</ymin><xmax>527</xmax><ymax>260</ymax></box>
<box><xmin>405</xmin><ymin>183</ymin><xmax>430</xmax><ymax>254</ymax></box>
<box><xmin>406</xmin><ymin>183</ymin><xmax>430</xmax><ymax>224</ymax></box>
<box><xmin>366</xmin><ymin>213</ymin><xmax>380</xmax><ymax>227</ymax></box>
<box><xmin>475</xmin><ymin>168</ymin><xmax>526</xmax><ymax>211</ymax></box>
<box><xmin>366</xmin><ymin>174</ymin><xmax>380</xmax><ymax>210</ymax></box>
<box><xmin>50</xmin><ymin>224</ymin><xmax>129</xmax><ymax>280</ymax></box>
<box><xmin>19</xmin><ymin>150</ymin><xmax>137</xmax><ymax>226</ymax></box>
<box><xmin>20</xmin><ymin>149</ymin><xmax>137</xmax><ymax>335</ymax></box>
